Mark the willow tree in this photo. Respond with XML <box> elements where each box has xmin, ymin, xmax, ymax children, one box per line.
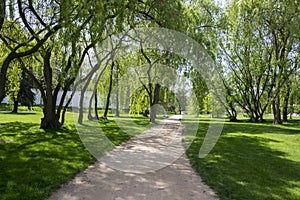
<box><xmin>182</xmin><ymin>0</ymin><xmax>224</xmax><ymax>117</ymax></box>
<box><xmin>76</xmin><ymin>0</ymin><xmax>185</xmax><ymax>124</ymax></box>
<box><xmin>219</xmin><ymin>0</ymin><xmax>299</xmax><ymax>123</ymax></box>
<box><xmin>261</xmin><ymin>0</ymin><xmax>300</xmax><ymax>124</ymax></box>
<box><xmin>0</xmin><ymin>1</ymin><xmax>123</xmax><ymax>127</ymax></box>
<box><xmin>0</xmin><ymin>0</ymin><xmax>62</xmax><ymax>103</ymax></box>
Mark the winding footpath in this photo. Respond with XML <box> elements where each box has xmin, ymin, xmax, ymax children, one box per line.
<box><xmin>48</xmin><ymin>116</ymin><xmax>218</xmax><ymax>200</ymax></box>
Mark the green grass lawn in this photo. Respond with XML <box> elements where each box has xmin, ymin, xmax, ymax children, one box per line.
<box><xmin>2</xmin><ymin>110</ymin><xmax>300</xmax><ymax>200</ymax></box>
<box><xmin>184</xmin><ymin>117</ymin><xmax>300</xmax><ymax>200</ymax></box>
<box><xmin>0</xmin><ymin>111</ymin><xmax>151</xmax><ymax>200</ymax></box>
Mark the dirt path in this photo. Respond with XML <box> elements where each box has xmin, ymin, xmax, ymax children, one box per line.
<box><xmin>48</xmin><ymin>116</ymin><xmax>218</xmax><ymax>200</ymax></box>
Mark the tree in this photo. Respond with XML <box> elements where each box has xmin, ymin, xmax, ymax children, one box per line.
<box><xmin>102</xmin><ymin>61</ymin><xmax>114</xmax><ymax>120</ymax></box>
<box><xmin>282</xmin><ymin>80</ymin><xmax>291</xmax><ymax>122</ymax></box>
<box><xmin>0</xmin><ymin>0</ymin><xmax>62</xmax><ymax>103</ymax></box>
<box><xmin>18</xmin><ymin>71</ymin><xmax>35</xmax><ymax>110</ymax></box>
<box><xmin>76</xmin><ymin>0</ymin><xmax>185</xmax><ymax>124</ymax></box>
<box><xmin>6</xmin><ymin>60</ymin><xmax>22</xmax><ymax>113</ymax></box>
<box><xmin>114</xmin><ymin>61</ymin><xmax>121</xmax><ymax>117</ymax></box>
<box><xmin>1</xmin><ymin>0</ymin><xmax>126</xmax><ymax>128</ymax></box>
<box><xmin>183</xmin><ymin>0</ymin><xmax>224</xmax><ymax>117</ymax></box>
<box><xmin>220</xmin><ymin>0</ymin><xmax>271</xmax><ymax>122</ymax></box>
<box><xmin>219</xmin><ymin>0</ymin><xmax>300</xmax><ymax>123</ymax></box>
<box><xmin>1</xmin><ymin>0</ymin><xmax>215</xmax><ymax>128</ymax></box>
<box><xmin>261</xmin><ymin>0</ymin><xmax>300</xmax><ymax>124</ymax></box>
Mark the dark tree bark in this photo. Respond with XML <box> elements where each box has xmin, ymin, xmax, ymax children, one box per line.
<box><xmin>139</xmin><ymin>46</ymin><xmax>163</xmax><ymax>123</ymax></box>
<box><xmin>39</xmin><ymin>49</ymin><xmax>78</xmax><ymax>129</ymax></box>
<box><xmin>88</xmin><ymin>88</ymin><xmax>100</xmax><ymax>120</ymax></box>
<box><xmin>229</xmin><ymin>107</ymin><xmax>237</xmax><ymax>122</ymax></box>
<box><xmin>102</xmin><ymin>61</ymin><xmax>114</xmax><ymax>119</ymax></box>
<box><xmin>94</xmin><ymin>89</ymin><xmax>99</xmax><ymax>120</ymax></box>
<box><xmin>273</xmin><ymin>95</ymin><xmax>282</xmax><ymax>124</ymax></box>
<box><xmin>87</xmin><ymin>60</ymin><xmax>109</xmax><ymax>121</ymax></box>
<box><xmin>115</xmin><ymin>65</ymin><xmax>120</xmax><ymax>117</ymax></box>
<box><xmin>12</xmin><ymin>96</ymin><xmax>18</xmax><ymax>113</ymax></box>
<box><xmin>40</xmin><ymin>49</ymin><xmax>62</xmax><ymax>129</ymax></box>
<box><xmin>282</xmin><ymin>84</ymin><xmax>291</xmax><ymax>122</ymax></box>
<box><xmin>78</xmin><ymin>44</ymin><xmax>117</xmax><ymax>124</ymax></box>
<box><xmin>149</xmin><ymin>84</ymin><xmax>161</xmax><ymax>123</ymax></box>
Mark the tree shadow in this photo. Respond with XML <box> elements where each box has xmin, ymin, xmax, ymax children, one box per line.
<box><xmin>0</xmin><ymin>122</ymin><xmax>95</xmax><ymax>200</ymax></box>
<box><xmin>221</xmin><ymin>121</ymin><xmax>300</xmax><ymax>135</ymax></box>
<box><xmin>187</xmin><ymin>127</ymin><xmax>300</xmax><ymax>199</ymax></box>
<box><xmin>0</xmin><ymin>122</ymin><xmax>38</xmax><ymax>135</ymax></box>
<box><xmin>2</xmin><ymin>112</ymin><xmax>38</xmax><ymax>115</ymax></box>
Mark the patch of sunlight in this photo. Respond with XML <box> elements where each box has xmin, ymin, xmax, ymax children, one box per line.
<box><xmin>286</xmin><ymin>181</ymin><xmax>300</xmax><ymax>197</ymax></box>
<box><xmin>237</xmin><ymin>181</ymin><xmax>248</xmax><ymax>186</ymax></box>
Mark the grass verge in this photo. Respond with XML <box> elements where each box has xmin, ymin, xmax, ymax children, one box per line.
<box><xmin>184</xmin><ymin>117</ymin><xmax>300</xmax><ymax>200</ymax></box>
<box><xmin>0</xmin><ymin>112</ymin><xmax>151</xmax><ymax>200</ymax></box>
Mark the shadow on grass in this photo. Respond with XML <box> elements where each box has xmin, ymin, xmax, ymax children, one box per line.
<box><xmin>100</xmin><ymin>121</ymin><xmax>131</xmax><ymax>145</ymax></box>
<box><xmin>0</xmin><ymin>122</ymin><xmax>95</xmax><ymax>200</ymax></box>
<box><xmin>221</xmin><ymin>121</ymin><xmax>300</xmax><ymax>135</ymax></box>
<box><xmin>0</xmin><ymin>113</ymin><xmax>156</xmax><ymax>199</ymax></box>
<box><xmin>1</xmin><ymin>112</ymin><xmax>38</xmax><ymax>115</ymax></box>
<box><xmin>76</xmin><ymin>119</ymin><xmax>140</xmax><ymax>160</ymax></box>
<box><xmin>186</xmin><ymin>120</ymin><xmax>300</xmax><ymax>200</ymax></box>
<box><xmin>0</xmin><ymin>122</ymin><xmax>37</xmax><ymax>136</ymax></box>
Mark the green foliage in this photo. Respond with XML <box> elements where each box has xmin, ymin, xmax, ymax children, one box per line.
<box><xmin>130</xmin><ymin>87</ymin><xmax>150</xmax><ymax>115</ymax></box>
<box><xmin>160</xmin><ymin>87</ymin><xmax>179</xmax><ymax>113</ymax></box>
<box><xmin>193</xmin><ymin>75</ymin><xmax>208</xmax><ymax>111</ymax></box>
<box><xmin>218</xmin><ymin>0</ymin><xmax>300</xmax><ymax>122</ymax></box>
<box><xmin>203</xmin><ymin>93</ymin><xmax>212</xmax><ymax>114</ymax></box>
<box><xmin>0</xmin><ymin>104</ymin><xmax>42</xmax><ymax>112</ymax></box>
<box><xmin>6</xmin><ymin>61</ymin><xmax>22</xmax><ymax>100</ymax></box>
<box><xmin>18</xmin><ymin>72</ymin><xmax>35</xmax><ymax>108</ymax></box>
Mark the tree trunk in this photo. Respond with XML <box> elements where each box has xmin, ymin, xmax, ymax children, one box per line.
<box><xmin>115</xmin><ymin>69</ymin><xmax>120</xmax><ymax>117</ymax></box>
<box><xmin>94</xmin><ymin>89</ymin><xmax>99</xmax><ymax>120</ymax></box>
<box><xmin>115</xmin><ymin>89</ymin><xmax>120</xmax><ymax>117</ymax></box>
<box><xmin>12</xmin><ymin>96</ymin><xmax>18</xmax><ymax>113</ymax></box>
<box><xmin>103</xmin><ymin>62</ymin><xmax>114</xmax><ymax>119</ymax></box>
<box><xmin>78</xmin><ymin>74</ymin><xmax>93</xmax><ymax>124</ymax></box>
<box><xmin>88</xmin><ymin>95</ymin><xmax>94</xmax><ymax>120</ymax></box>
<box><xmin>88</xmin><ymin>63</ymin><xmax>108</xmax><ymax>120</ymax></box>
<box><xmin>0</xmin><ymin>55</ymin><xmax>13</xmax><ymax>102</ymax></box>
<box><xmin>0</xmin><ymin>1</ymin><xmax>6</xmax><ymax>102</ymax></box>
<box><xmin>282</xmin><ymin>85</ymin><xmax>290</xmax><ymax>122</ymax></box>
<box><xmin>0</xmin><ymin>0</ymin><xmax>5</xmax><ymax>31</ymax></box>
<box><xmin>150</xmin><ymin>84</ymin><xmax>161</xmax><ymax>123</ymax></box>
<box><xmin>40</xmin><ymin>49</ymin><xmax>61</xmax><ymax>129</ymax></box>
<box><xmin>229</xmin><ymin>108</ymin><xmax>238</xmax><ymax>122</ymax></box>
<box><xmin>40</xmin><ymin>103</ymin><xmax>62</xmax><ymax>129</ymax></box>
<box><xmin>150</xmin><ymin>104</ymin><xmax>158</xmax><ymax>123</ymax></box>
<box><xmin>273</xmin><ymin>95</ymin><xmax>282</xmax><ymax>124</ymax></box>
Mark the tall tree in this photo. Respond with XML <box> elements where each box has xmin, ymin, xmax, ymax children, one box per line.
<box><xmin>183</xmin><ymin>0</ymin><xmax>223</xmax><ymax>116</ymax></box>
<box><xmin>17</xmin><ymin>71</ymin><xmax>35</xmax><ymax>110</ymax></box>
<box><xmin>6</xmin><ymin>60</ymin><xmax>22</xmax><ymax>113</ymax></box>
<box><xmin>0</xmin><ymin>0</ymin><xmax>62</xmax><ymax>102</ymax></box>
<box><xmin>102</xmin><ymin>61</ymin><xmax>114</xmax><ymax>120</ymax></box>
<box><xmin>262</xmin><ymin>0</ymin><xmax>300</xmax><ymax>124</ymax></box>
<box><xmin>219</xmin><ymin>0</ymin><xmax>299</xmax><ymax>123</ymax></box>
